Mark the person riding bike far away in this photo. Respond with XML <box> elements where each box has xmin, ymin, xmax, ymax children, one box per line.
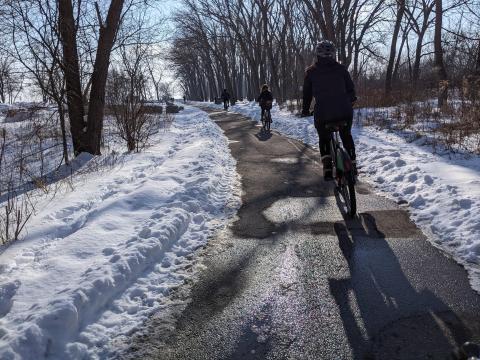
<box><xmin>221</xmin><ymin>89</ymin><xmax>231</xmax><ymax>109</ymax></box>
<box><xmin>302</xmin><ymin>40</ymin><xmax>357</xmax><ymax>181</ymax></box>
<box><xmin>257</xmin><ymin>84</ymin><xmax>273</xmax><ymax>117</ymax></box>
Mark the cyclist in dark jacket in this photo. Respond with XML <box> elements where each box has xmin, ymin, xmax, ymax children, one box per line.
<box><xmin>221</xmin><ymin>89</ymin><xmax>230</xmax><ymax>109</ymax></box>
<box><xmin>257</xmin><ymin>84</ymin><xmax>273</xmax><ymax>119</ymax></box>
<box><xmin>302</xmin><ymin>40</ymin><xmax>357</xmax><ymax>180</ymax></box>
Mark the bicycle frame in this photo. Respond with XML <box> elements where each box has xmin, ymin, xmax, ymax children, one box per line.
<box><xmin>330</xmin><ymin>131</ymin><xmax>355</xmax><ymax>184</ymax></box>
<box><xmin>261</xmin><ymin>108</ymin><xmax>272</xmax><ymax>132</ymax></box>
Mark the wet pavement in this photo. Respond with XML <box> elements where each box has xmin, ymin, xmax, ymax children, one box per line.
<box><xmin>124</xmin><ymin>109</ymin><xmax>480</xmax><ymax>360</ymax></box>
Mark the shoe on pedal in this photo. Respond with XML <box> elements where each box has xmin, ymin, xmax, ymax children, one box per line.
<box><xmin>322</xmin><ymin>155</ymin><xmax>333</xmax><ymax>181</ymax></box>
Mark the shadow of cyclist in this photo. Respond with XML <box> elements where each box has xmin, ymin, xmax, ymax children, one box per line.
<box><xmin>328</xmin><ymin>216</ymin><xmax>476</xmax><ymax>359</ymax></box>
<box><xmin>254</xmin><ymin>128</ymin><xmax>273</xmax><ymax>142</ymax></box>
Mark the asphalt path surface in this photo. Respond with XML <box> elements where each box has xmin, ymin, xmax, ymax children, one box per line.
<box><xmin>124</xmin><ymin>108</ymin><xmax>480</xmax><ymax>360</ymax></box>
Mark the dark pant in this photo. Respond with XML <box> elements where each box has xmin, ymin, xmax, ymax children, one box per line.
<box><xmin>314</xmin><ymin>118</ymin><xmax>355</xmax><ymax>164</ymax></box>
<box><xmin>261</xmin><ymin>106</ymin><xmax>271</xmax><ymax>118</ymax></box>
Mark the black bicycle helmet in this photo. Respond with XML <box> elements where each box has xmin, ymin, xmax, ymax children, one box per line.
<box><xmin>316</xmin><ymin>40</ymin><xmax>336</xmax><ymax>58</ymax></box>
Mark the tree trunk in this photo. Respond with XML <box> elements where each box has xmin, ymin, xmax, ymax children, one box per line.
<box><xmin>385</xmin><ymin>0</ymin><xmax>405</xmax><ymax>98</ymax></box>
<box><xmin>434</xmin><ymin>0</ymin><xmax>448</xmax><ymax>108</ymax></box>
<box><xmin>58</xmin><ymin>0</ymin><xmax>89</xmax><ymax>155</ymax></box>
<box><xmin>412</xmin><ymin>5</ymin><xmax>433</xmax><ymax>86</ymax></box>
<box><xmin>412</xmin><ymin>31</ymin><xmax>426</xmax><ymax>85</ymax></box>
<box><xmin>321</xmin><ymin>0</ymin><xmax>336</xmax><ymax>42</ymax></box>
<box><xmin>475</xmin><ymin>39</ymin><xmax>480</xmax><ymax>75</ymax></box>
<box><xmin>87</xmin><ymin>0</ymin><xmax>125</xmax><ymax>155</ymax></box>
<box><xmin>393</xmin><ymin>27</ymin><xmax>408</xmax><ymax>83</ymax></box>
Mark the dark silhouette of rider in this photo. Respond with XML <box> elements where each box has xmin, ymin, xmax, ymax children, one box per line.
<box><xmin>257</xmin><ymin>84</ymin><xmax>273</xmax><ymax>120</ymax></box>
<box><xmin>302</xmin><ymin>40</ymin><xmax>357</xmax><ymax>180</ymax></box>
<box><xmin>221</xmin><ymin>89</ymin><xmax>231</xmax><ymax>109</ymax></box>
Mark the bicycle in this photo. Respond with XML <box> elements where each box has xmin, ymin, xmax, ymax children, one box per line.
<box><xmin>223</xmin><ymin>100</ymin><xmax>229</xmax><ymax>111</ymax></box>
<box><xmin>327</xmin><ymin>122</ymin><xmax>357</xmax><ymax>217</ymax></box>
<box><xmin>261</xmin><ymin>102</ymin><xmax>272</xmax><ymax>132</ymax></box>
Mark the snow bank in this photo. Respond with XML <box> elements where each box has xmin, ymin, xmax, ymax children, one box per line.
<box><xmin>198</xmin><ymin>100</ymin><xmax>480</xmax><ymax>292</ymax></box>
<box><xmin>0</xmin><ymin>107</ymin><xmax>240</xmax><ymax>359</ymax></box>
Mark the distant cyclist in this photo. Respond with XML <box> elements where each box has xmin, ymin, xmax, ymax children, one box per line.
<box><xmin>221</xmin><ymin>89</ymin><xmax>230</xmax><ymax>110</ymax></box>
<box><xmin>257</xmin><ymin>84</ymin><xmax>273</xmax><ymax>120</ymax></box>
<box><xmin>302</xmin><ymin>40</ymin><xmax>357</xmax><ymax>180</ymax></box>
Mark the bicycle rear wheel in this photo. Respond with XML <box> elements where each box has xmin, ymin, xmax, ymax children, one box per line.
<box><xmin>266</xmin><ymin>111</ymin><xmax>271</xmax><ymax>131</ymax></box>
<box><xmin>341</xmin><ymin>176</ymin><xmax>356</xmax><ymax>217</ymax></box>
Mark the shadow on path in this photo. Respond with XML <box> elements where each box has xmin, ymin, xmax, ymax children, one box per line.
<box><xmin>329</xmin><ymin>215</ymin><xmax>478</xmax><ymax>359</ymax></box>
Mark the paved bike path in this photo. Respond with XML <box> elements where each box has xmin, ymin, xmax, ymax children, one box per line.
<box><xmin>126</xmin><ymin>109</ymin><xmax>480</xmax><ymax>359</ymax></box>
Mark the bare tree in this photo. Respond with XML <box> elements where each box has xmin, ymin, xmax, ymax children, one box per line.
<box><xmin>58</xmin><ymin>0</ymin><xmax>125</xmax><ymax>156</ymax></box>
<box><xmin>385</xmin><ymin>0</ymin><xmax>406</xmax><ymax>98</ymax></box>
<box><xmin>6</xmin><ymin>0</ymin><xmax>70</xmax><ymax>164</ymax></box>
<box><xmin>434</xmin><ymin>0</ymin><xmax>448</xmax><ymax>107</ymax></box>
<box><xmin>0</xmin><ymin>54</ymin><xmax>21</xmax><ymax>104</ymax></box>
<box><xmin>107</xmin><ymin>67</ymin><xmax>153</xmax><ymax>152</ymax></box>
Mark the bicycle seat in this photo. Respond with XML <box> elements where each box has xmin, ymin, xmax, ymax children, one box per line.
<box><xmin>325</xmin><ymin>121</ymin><xmax>348</xmax><ymax>131</ymax></box>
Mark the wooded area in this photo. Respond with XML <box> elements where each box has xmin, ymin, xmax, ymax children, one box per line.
<box><xmin>0</xmin><ymin>0</ymin><xmax>169</xmax><ymax>244</ymax></box>
<box><xmin>0</xmin><ymin>0</ymin><xmax>169</xmax><ymax>158</ymax></box>
<box><xmin>170</xmin><ymin>0</ymin><xmax>480</xmax><ymax>107</ymax></box>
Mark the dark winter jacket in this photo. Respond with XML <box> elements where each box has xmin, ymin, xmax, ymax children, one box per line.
<box><xmin>257</xmin><ymin>90</ymin><xmax>273</xmax><ymax>108</ymax></box>
<box><xmin>302</xmin><ymin>57</ymin><xmax>356</xmax><ymax>124</ymax></box>
<box><xmin>221</xmin><ymin>90</ymin><xmax>230</xmax><ymax>102</ymax></box>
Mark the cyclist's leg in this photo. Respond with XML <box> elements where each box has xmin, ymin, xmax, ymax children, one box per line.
<box><xmin>339</xmin><ymin>117</ymin><xmax>357</xmax><ymax>174</ymax></box>
<box><xmin>315</xmin><ymin>117</ymin><xmax>333</xmax><ymax>180</ymax></box>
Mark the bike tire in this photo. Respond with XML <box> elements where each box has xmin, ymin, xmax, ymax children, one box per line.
<box><xmin>266</xmin><ymin>113</ymin><xmax>271</xmax><ymax>131</ymax></box>
<box><xmin>344</xmin><ymin>177</ymin><xmax>357</xmax><ymax>217</ymax></box>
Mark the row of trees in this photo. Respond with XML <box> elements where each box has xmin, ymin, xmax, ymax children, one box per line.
<box><xmin>0</xmin><ymin>1</ymin><xmax>172</xmax><ymax>244</ymax></box>
<box><xmin>0</xmin><ymin>0</ymin><xmax>170</xmax><ymax>158</ymax></box>
<box><xmin>170</xmin><ymin>0</ymin><xmax>480</xmax><ymax>106</ymax></box>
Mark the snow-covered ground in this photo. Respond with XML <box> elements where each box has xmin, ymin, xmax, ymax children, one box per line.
<box><xmin>197</xmin><ymin>100</ymin><xmax>480</xmax><ymax>293</ymax></box>
<box><xmin>0</xmin><ymin>107</ymin><xmax>240</xmax><ymax>359</ymax></box>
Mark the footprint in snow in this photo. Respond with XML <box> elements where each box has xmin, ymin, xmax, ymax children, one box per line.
<box><xmin>424</xmin><ymin>175</ymin><xmax>434</xmax><ymax>185</ymax></box>
<box><xmin>193</xmin><ymin>214</ymin><xmax>204</xmax><ymax>225</ymax></box>
<box><xmin>0</xmin><ymin>281</ymin><xmax>20</xmax><ymax>317</ymax></box>
<box><xmin>139</xmin><ymin>227</ymin><xmax>152</xmax><ymax>239</ymax></box>
<box><xmin>403</xmin><ymin>185</ymin><xmax>416</xmax><ymax>194</ymax></box>
<box><xmin>102</xmin><ymin>248</ymin><xmax>115</xmax><ymax>256</ymax></box>
<box><xmin>383</xmin><ymin>163</ymin><xmax>394</xmax><ymax>171</ymax></box>
<box><xmin>407</xmin><ymin>173</ymin><xmax>417</xmax><ymax>182</ymax></box>
<box><xmin>458</xmin><ymin>199</ymin><xmax>472</xmax><ymax>209</ymax></box>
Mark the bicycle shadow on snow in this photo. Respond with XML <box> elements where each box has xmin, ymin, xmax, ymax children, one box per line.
<box><xmin>328</xmin><ymin>216</ymin><xmax>477</xmax><ymax>359</ymax></box>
